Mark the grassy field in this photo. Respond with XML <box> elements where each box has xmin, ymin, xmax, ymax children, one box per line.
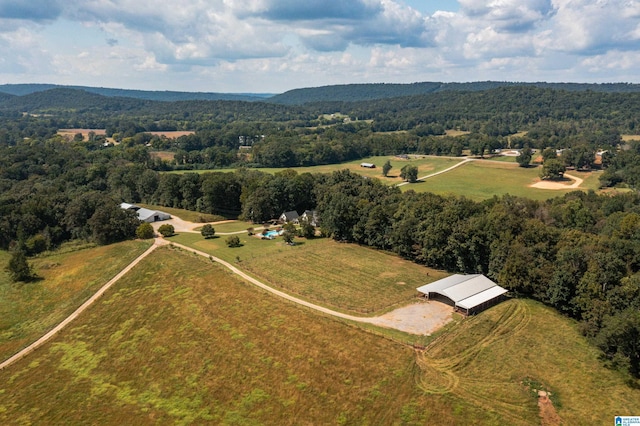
<box><xmin>1</xmin><ymin>248</ymin><xmax>637</xmax><ymax>424</ymax></box>
<box><xmin>0</xmin><ymin>240</ymin><xmax>151</xmax><ymax>362</ymax></box>
<box><xmin>137</xmin><ymin>204</ymin><xmax>227</xmax><ymax>222</ymax></box>
<box><xmin>168</xmin><ymin>155</ymin><xmax>464</xmax><ymax>185</ymax></box>
<box><xmin>168</xmin><ymin>233</ymin><xmax>447</xmax><ymax>315</ymax></box>
<box><xmin>418</xmin><ymin>298</ymin><xmax>640</xmax><ymax>424</ymax></box>
<box><xmin>0</xmin><ymin>247</ymin><xmax>486</xmax><ymax>425</ymax></box>
<box><xmin>403</xmin><ymin>160</ymin><xmax>602</xmax><ymax>201</ymax></box>
<box><xmin>622</xmin><ymin>134</ymin><xmax>640</xmax><ymax>142</ymax></box>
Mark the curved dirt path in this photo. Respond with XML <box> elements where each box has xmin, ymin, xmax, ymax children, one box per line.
<box><xmin>396</xmin><ymin>158</ymin><xmax>473</xmax><ymax>187</ymax></box>
<box><xmin>168</xmin><ymin>241</ymin><xmax>450</xmax><ymax>334</ymax></box>
<box><xmin>153</xmin><ymin>218</ymin><xmax>264</xmax><ymax>235</ymax></box>
<box><xmin>0</xmin><ymin>240</ymin><xmax>162</xmax><ymax>371</ymax></box>
<box><xmin>529</xmin><ymin>172</ymin><xmax>584</xmax><ymax>190</ymax></box>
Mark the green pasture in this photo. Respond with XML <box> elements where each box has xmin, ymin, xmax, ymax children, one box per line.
<box><xmin>0</xmin><ymin>240</ymin><xmax>151</xmax><ymax>362</ymax></box>
<box><xmin>137</xmin><ymin>204</ymin><xmax>226</xmax><ymax>222</ymax></box>
<box><xmin>402</xmin><ymin>160</ymin><xmax>601</xmax><ymax>201</ymax></box>
<box><xmin>169</xmin><ymin>155</ymin><xmax>464</xmax><ymax>185</ymax></box>
<box><xmin>168</xmin><ymin>232</ymin><xmax>447</xmax><ymax>315</ymax></box>
<box><xmin>419</xmin><ymin>298</ymin><xmax>640</xmax><ymax>424</ymax></box>
<box><xmin>1</xmin><ymin>248</ymin><xmax>637</xmax><ymax>424</ymax></box>
<box><xmin>0</xmin><ymin>247</ymin><xmax>476</xmax><ymax>425</ymax></box>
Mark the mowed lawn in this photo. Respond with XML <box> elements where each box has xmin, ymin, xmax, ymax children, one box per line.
<box><xmin>169</xmin><ymin>155</ymin><xmax>464</xmax><ymax>186</ymax></box>
<box><xmin>0</xmin><ymin>247</ymin><xmax>486</xmax><ymax>425</ymax></box>
<box><xmin>169</xmin><ymin>233</ymin><xmax>447</xmax><ymax>315</ymax></box>
<box><xmin>0</xmin><ymin>241</ymin><xmax>152</xmax><ymax>362</ymax></box>
<box><xmin>403</xmin><ymin>160</ymin><xmax>602</xmax><ymax>201</ymax></box>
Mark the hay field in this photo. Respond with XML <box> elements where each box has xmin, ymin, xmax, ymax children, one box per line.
<box><xmin>1</xmin><ymin>247</ymin><xmax>638</xmax><ymax>424</ymax></box>
<box><xmin>0</xmin><ymin>241</ymin><xmax>151</xmax><ymax>361</ymax></box>
<box><xmin>169</xmin><ymin>233</ymin><xmax>447</xmax><ymax>315</ymax></box>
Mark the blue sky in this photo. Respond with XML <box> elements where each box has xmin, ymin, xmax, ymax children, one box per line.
<box><xmin>0</xmin><ymin>0</ymin><xmax>639</xmax><ymax>93</ymax></box>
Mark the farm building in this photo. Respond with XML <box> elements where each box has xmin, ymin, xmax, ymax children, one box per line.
<box><xmin>279</xmin><ymin>211</ymin><xmax>299</xmax><ymax>224</ymax></box>
<box><xmin>360</xmin><ymin>162</ymin><xmax>376</xmax><ymax>168</ymax></box>
<box><xmin>416</xmin><ymin>274</ymin><xmax>507</xmax><ymax>315</ymax></box>
<box><xmin>120</xmin><ymin>203</ymin><xmax>171</xmax><ymax>223</ymax></box>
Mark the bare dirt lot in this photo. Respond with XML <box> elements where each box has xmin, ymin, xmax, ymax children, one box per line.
<box><xmin>370</xmin><ymin>301</ymin><xmax>454</xmax><ymax>335</ymax></box>
<box><xmin>529</xmin><ymin>173</ymin><xmax>583</xmax><ymax>190</ymax></box>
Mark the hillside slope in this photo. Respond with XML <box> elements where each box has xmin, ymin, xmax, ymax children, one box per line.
<box><xmin>1</xmin><ymin>246</ymin><xmax>638</xmax><ymax>424</ymax></box>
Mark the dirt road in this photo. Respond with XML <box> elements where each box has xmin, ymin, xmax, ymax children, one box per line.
<box><xmin>0</xmin><ymin>240</ymin><xmax>161</xmax><ymax>371</ymax></box>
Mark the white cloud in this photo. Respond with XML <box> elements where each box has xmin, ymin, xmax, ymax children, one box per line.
<box><xmin>0</xmin><ymin>0</ymin><xmax>638</xmax><ymax>91</ymax></box>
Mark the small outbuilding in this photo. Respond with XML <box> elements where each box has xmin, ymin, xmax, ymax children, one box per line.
<box><xmin>416</xmin><ymin>274</ymin><xmax>507</xmax><ymax>315</ymax></box>
<box><xmin>120</xmin><ymin>203</ymin><xmax>171</xmax><ymax>223</ymax></box>
<box><xmin>360</xmin><ymin>162</ymin><xmax>376</xmax><ymax>168</ymax></box>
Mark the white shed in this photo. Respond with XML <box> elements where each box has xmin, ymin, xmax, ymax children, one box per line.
<box><xmin>416</xmin><ymin>274</ymin><xmax>507</xmax><ymax>315</ymax></box>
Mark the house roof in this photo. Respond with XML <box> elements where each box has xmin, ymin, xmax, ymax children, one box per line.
<box><xmin>416</xmin><ymin>274</ymin><xmax>507</xmax><ymax>311</ymax></box>
<box><xmin>280</xmin><ymin>211</ymin><xmax>299</xmax><ymax>221</ymax></box>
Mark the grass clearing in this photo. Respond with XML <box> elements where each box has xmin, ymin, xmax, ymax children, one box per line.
<box><xmin>137</xmin><ymin>204</ymin><xmax>227</xmax><ymax>222</ymax></box>
<box><xmin>403</xmin><ymin>161</ymin><xmax>602</xmax><ymax>201</ymax></box>
<box><xmin>167</xmin><ymin>155</ymin><xmax>464</xmax><ymax>185</ymax></box>
<box><xmin>168</xmin><ymin>233</ymin><xmax>447</xmax><ymax>315</ymax></box>
<box><xmin>0</xmin><ymin>240</ymin><xmax>151</xmax><ymax>362</ymax></box>
<box><xmin>417</xmin><ymin>298</ymin><xmax>640</xmax><ymax>424</ymax></box>
<box><xmin>1</xmin><ymin>249</ymin><xmax>637</xmax><ymax>424</ymax></box>
<box><xmin>0</xmin><ymin>247</ymin><xmax>480</xmax><ymax>425</ymax></box>
<box><xmin>621</xmin><ymin>134</ymin><xmax>640</xmax><ymax>142</ymax></box>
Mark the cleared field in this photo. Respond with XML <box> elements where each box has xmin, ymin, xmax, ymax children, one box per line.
<box><xmin>137</xmin><ymin>204</ymin><xmax>226</xmax><ymax>223</ymax></box>
<box><xmin>168</xmin><ymin>233</ymin><xmax>447</xmax><ymax>315</ymax></box>
<box><xmin>0</xmin><ymin>247</ymin><xmax>484</xmax><ymax>425</ymax></box>
<box><xmin>403</xmin><ymin>161</ymin><xmax>601</xmax><ymax>201</ymax></box>
<box><xmin>169</xmin><ymin>155</ymin><xmax>464</xmax><ymax>185</ymax></box>
<box><xmin>418</xmin><ymin>299</ymin><xmax>640</xmax><ymax>424</ymax></box>
<box><xmin>621</xmin><ymin>134</ymin><xmax>640</xmax><ymax>142</ymax></box>
<box><xmin>1</xmin><ymin>248</ymin><xmax>637</xmax><ymax>424</ymax></box>
<box><xmin>0</xmin><ymin>240</ymin><xmax>151</xmax><ymax>362</ymax></box>
<box><xmin>58</xmin><ymin>129</ymin><xmax>194</xmax><ymax>140</ymax></box>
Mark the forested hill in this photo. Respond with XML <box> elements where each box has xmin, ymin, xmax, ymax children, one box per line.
<box><xmin>268</xmin><ymin>81</ymin><xmax>640</xmax><ymax>105</ymax></box>
<box><xmin>0</xmin><ymin>83</ymin><xmax>271</xmax><ymax>102</ymax></box>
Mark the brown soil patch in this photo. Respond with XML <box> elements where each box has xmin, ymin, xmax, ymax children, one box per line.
<box><xmin>530</xmin><ymin>173</ymin><xmax>583</xmax><ymax>190</ymax></box>
<box><xmin>538</xmin><ymin>391</ymin><xmax>561</xmax><ymax>425</ymax></box>
<box><xmin>369</xmin><ymin>301</ymin><xmax>453</xmax><ymax>335</ymax></box>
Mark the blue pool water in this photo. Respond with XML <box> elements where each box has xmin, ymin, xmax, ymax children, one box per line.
<box><xmin>264</xmin><ymin>230</ymin><xmax>282</xmax><ymax>238</ymax></box>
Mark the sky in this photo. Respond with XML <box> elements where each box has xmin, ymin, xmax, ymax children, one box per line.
<box><xmin>0</xmin><ymin>0</ymin><xmax>639</xmax><ymax>94</ymax></box>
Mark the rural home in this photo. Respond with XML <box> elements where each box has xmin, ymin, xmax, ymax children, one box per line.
<box><xmin>360</xmin><ymin>162</ymin><xmax>376</xmax><ymax>168</ymax></box>
<box><xmin>300</xmin><ymin>210</ymin><xmax>319</xmax><ymax>227</ymax></box>
<box><xmin>279</xmin><ymin>211</ymin><xmax>299</xmax><ymax>224</ymax></box>
<box><xmin>416</xmin><ymin>274</ymin><xmax>507</xmax><ymax>315</ymax></box>
<box><xmin>120</xmin><ymin>203</ymin><xmax>171</xmax><ymax>223</ymax></box>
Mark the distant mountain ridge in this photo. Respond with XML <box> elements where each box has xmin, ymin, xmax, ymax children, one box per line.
<box><xmin>0</xmin><ymin>84</ymin><xmax>273</xmax><ymax>102</ymax></box>
<box><xmin>268</xmin><ymin>81</ymin><xmax>640</xmax><ymax>104</ymax></box>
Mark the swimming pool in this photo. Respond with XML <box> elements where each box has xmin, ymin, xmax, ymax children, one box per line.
<box><xmin>263</xmin><ymin>230</ymin><xmax>283</xmax><ymax>238</ymax></box>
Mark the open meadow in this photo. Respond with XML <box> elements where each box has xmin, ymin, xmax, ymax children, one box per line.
<box><xmin>168</xmin><ymin>233</ymin><xmax>448</xmax><ymax>315</ymax></box>
<box><xmin>170</xmin><ymin>155</ymin><xmax>463</xmax><ymax>185</ymax></box>
<box><xmin>0</xmin><ymin>241</ymin><xmax>151</xmax><ymax>362</ymax></box>
<box><xmin>403</xmin><ymin>160</ymin><xmax>602</xmax><ymax>201</ymax></box>
<box><xmin>1</xmin><ymin>246</ymin><xmax>638</xmax><ymax>424</ymax></box>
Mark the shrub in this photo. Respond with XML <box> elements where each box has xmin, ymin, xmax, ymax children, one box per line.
<box><xmin>226</xmin><ymin>235</ymin><xmax>241</xmax><ymax>247</ymax></box>
<box><xmin>6</xmin><ymin>250</ymin><xmax>35</xmax><ymax>282</ymax></box>
<box><xmin>136</xmin><ymin>222</ymin><xmax>155</xmax><ymax>239</ymax></box>
<box><xmin>158</xmin><ymin>224</ymin><xmax>175</xmax><ymax>237</ymax></box>
<box><xmin>201</xmin><ymin>224</ymin><xmax>215</xmax><ymax>239</ymax></box>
